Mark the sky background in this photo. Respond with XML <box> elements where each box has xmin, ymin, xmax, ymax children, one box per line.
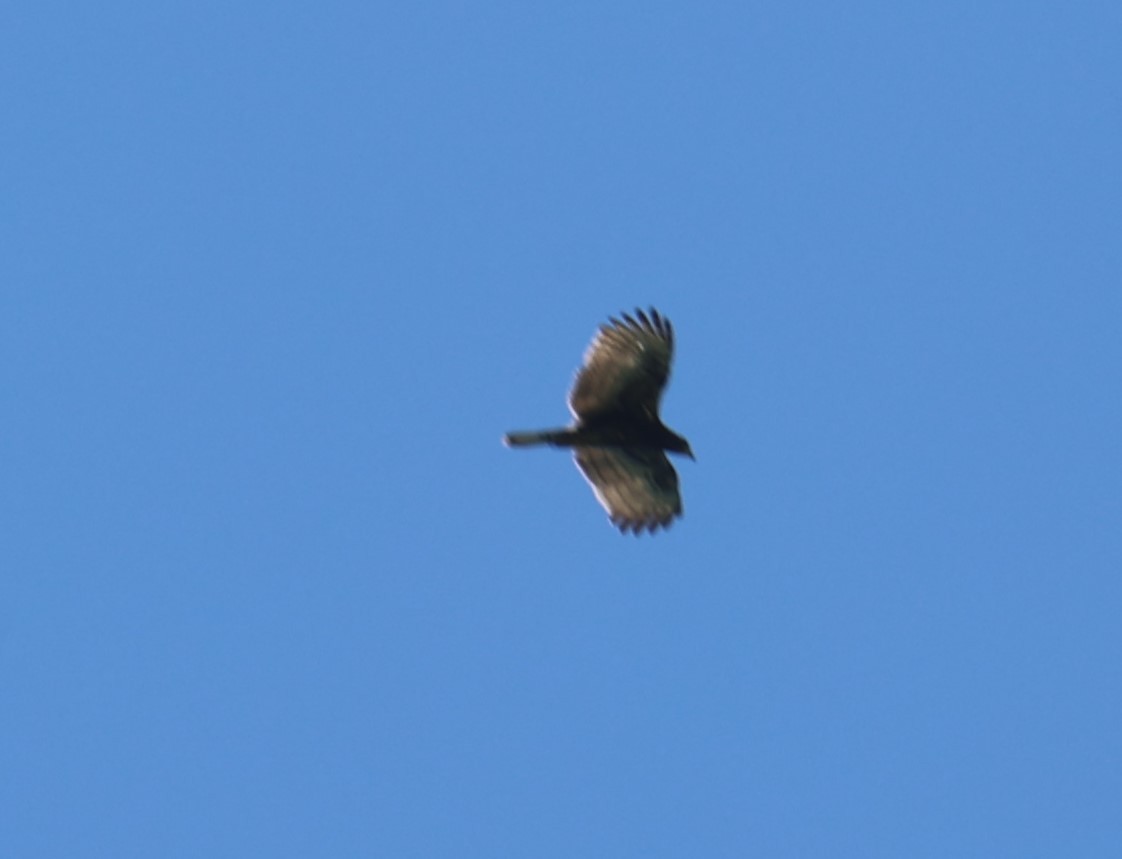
<box><xmin>3</xmin><ymin>2</ymin><xmax>1120</xmax><ymax>856</ymax></box>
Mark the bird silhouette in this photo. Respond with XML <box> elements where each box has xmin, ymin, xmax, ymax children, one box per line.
<box><xmin>504</xmin><ymin>308</ymin><xmax>693</xmax><ymax>534</ymax></box>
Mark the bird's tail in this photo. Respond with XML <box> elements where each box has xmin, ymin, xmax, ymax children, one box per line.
<box><xmin>503</xmin><ymin>429</ymin><xmax>570</xmax><ymax>448</ymax></box>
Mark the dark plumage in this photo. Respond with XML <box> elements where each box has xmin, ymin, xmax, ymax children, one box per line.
<box><xmin>504</xmin><ymin>308</ymin><xmax>693</xmax><ymax>534</ymax></box>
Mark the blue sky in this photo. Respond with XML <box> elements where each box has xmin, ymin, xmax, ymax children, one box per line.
<box><xmin>3</xmin><ymin>2</ymin><xmax>1120</xmax><ymax>855</ymax></box>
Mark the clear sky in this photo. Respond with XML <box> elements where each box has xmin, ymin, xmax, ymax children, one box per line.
<box><xmin>3</xmin><ymin>2</ymin><xmax>1120</xmax><ymax>856</ymax></box>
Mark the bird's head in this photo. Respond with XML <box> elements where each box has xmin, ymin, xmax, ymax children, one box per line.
<box><xmin>667</xmin><ymin>432</ymin><xmax>695</xmax><ymax>460</ymax></box>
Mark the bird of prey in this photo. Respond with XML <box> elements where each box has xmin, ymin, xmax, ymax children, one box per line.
<box><xmin>504</xmin><ymin>308</ymin><xmax>693</xmax><ymax>534</ymax></box>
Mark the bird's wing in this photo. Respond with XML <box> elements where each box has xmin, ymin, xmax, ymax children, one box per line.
<box><xmin>573</xmin><ymin>447</ymin><xmax>682</xmax><ymax>533</ymax></box>
<box><xmin>568</xmin><ymin>308</ymin><xmax>674</xmax><ymax>421</ymax></box>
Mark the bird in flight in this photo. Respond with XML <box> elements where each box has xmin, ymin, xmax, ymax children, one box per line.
<box><xmin>504</xmin><ymin>308</ymin><xmax>693</xmax><ymax>534</ymax></box>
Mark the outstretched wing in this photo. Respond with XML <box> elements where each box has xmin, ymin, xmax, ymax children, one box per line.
<box><xmin>568</xmin><ymin>308</ymin><xmax>674</xmax><ymax>421</ymax></box>
<box><xmin>574</xmin><ymin>447</ymin><xmax>682</xmax><ymax>534</ymax></box>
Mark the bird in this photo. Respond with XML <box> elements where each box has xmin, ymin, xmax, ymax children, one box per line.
<box><xmin>504</xmin><ymin>308</ymin><xmax>693</xmax><ymax>534</ymax></box>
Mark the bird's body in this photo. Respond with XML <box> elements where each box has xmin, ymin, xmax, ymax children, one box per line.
<box><xmin>504</xmin><ymin>308</ymin><xmax>693</xmax><ymax>534</ymax></box>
